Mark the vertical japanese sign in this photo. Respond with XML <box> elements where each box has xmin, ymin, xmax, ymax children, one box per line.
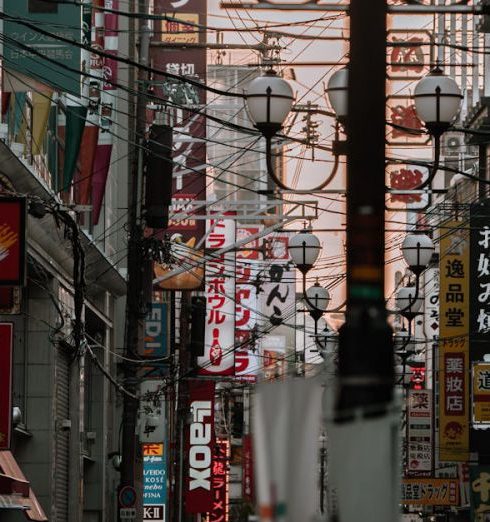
<box><xmin>260</xmin><ymin>235</ymin><xmax>295</xmax><ymax>327</ymax></box>
<box><xmin>235</xmin><ymin>227</ymin><xmax>261</xmax><ymax>381</ymax></box>
<box><xmin>0</xmin><ymin>323</ymin><xmax>13</xmax><ymax>450</ymax></box>
<box><xmin>185</xmin><ymin>380</ymin><xmax>215</xmax><ymax>514</ymax></box>
<box><xmin>152</xmin><ymin>0</ymin><xmax>207</xmax><ymax>248</ymax></box>
<box><xmin>202</xmin><ymin>439</ymin><xmax>230</xmax><ymax>522</ymax></box>
<box><xmin>242</xmin><ymin>434</ymin><xmax>254</xmax><ymax>504</ymax></box>
<box><xmin>0</xmin><ymin>198</ymin><xmax>26</xmax><ymax>286</ymax></box>
<box><xmin>439</xmin><ymin>221</ymin><xmax>470</xmax><ymax>461</ymax></box>
<box><xmin>407</xmin><ymin>390</ymin><xmax>432</xmax><ymax>476</ymax></box>
<box><xmin>143</xmin><ymin>443</ymin><xmax>167</xmax><ymax>522</ymax></box>
<box><xmin>470</xmin><ymin>467</ymin><xmax>490</xmax><ymax>520</ymax></box>
<box><xmin>143</xmin><ymin>301</ymin><xmax>168</xmax><ymax>377</ymax></box>
<box><xmin>423</xmin><ymin>268</ymin><xmax>440</xmax><ymax>390</ymax></box>
<box><xmin>472</xmin><ymin>363</ymin><xmax>490</xmax><ymax>424</ymax></box>
<box><xmin>198</xmin><ymin>215</ymin><xmax>235</xmax><ymax>376</ymax></box>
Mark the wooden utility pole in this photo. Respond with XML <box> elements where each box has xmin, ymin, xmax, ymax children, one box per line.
<box><xmin>119</xmin><ymin>1</ymin><xmax>150</xmax><ymax>520</ymax></box>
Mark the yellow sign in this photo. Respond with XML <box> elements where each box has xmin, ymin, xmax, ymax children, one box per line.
<box><xmin>143</xmin><ymin>443</ymin><xmax>163</xmax><ymax>456</ymax></box>
<box><xmin>161</xmin><ymin>14</ymin><xmax>199</xmax><ymax>44</ymax></box>
<box><xmin>439</xmin><ymin>222</ymin><xmax>470</xmax><ymax>461</ymax></box>
<box><xmin>473</xmin><ymin>363</ymin><xmax>490</xmax><ymax>423</ymax></box>
<box><xmin>401</xmin><ymin>478</ymin><xmax>460</xmax><ymax>506</ymax></box>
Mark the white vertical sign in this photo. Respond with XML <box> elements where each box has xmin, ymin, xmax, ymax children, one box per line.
<box><xmin>198</xmin><ymin>215</ymin><xmax>236</xmax><ymax>376</ymax></box>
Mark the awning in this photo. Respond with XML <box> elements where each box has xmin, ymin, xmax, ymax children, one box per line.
<box><xmin>0</xmin><ymin>451</ymin><xmax>48</xmax><ymax>521</ymax></box>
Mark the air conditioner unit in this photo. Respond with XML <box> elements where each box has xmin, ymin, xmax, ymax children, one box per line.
<box><xmin>442</xmin><ymin>133</ymin><xmax>463</xmax><ymax>157</ymax></box>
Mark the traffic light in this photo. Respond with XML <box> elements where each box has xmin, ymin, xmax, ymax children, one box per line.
<box><xmin>144</xmin><ymin>125</ymin><xmax>173</xmax><ymax>229</ymax></box>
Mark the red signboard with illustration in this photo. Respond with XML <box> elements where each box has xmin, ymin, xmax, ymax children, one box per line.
<box><xmin>0</xmin><ymin>198</ymin><xmax>26</xmax><ymax>286</ymax></box>
<box><xmin>185</xmin><ymin>380</ymin><xmax>215</xmax><ymax>514</ymax></box>
<box><xmin>0</xmin><ymin>323</ymin><xmax>14</xmax><ymax>449</ymax></box>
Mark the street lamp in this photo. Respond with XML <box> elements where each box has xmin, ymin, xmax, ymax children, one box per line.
<box><xmin>305</xmin><ymin>281</ymin><xmax>331</xmax><ymax>322</ymax></box>
<box><xmin>400</xmin><ymin>233</ymin><xmax>435</xmax><ymax>276</ymax></box>
<box><xmin>245</xmin><ymin>70</ymin><xmax>343</xmax><ymax>191</ymax></box>
<box><xmin>395</xmin><ymin>286</ymin><xmax>423</xmax><ymax>323</ymax></box>
<box><xmin>325</xmin><ymin>67</ymin><xmax>348</xmax><ymax>127</ymax></box>
<box><xmin>412</xmin><ymin>67</ymin><xmax>463</xmax><ymax>189</ymax></box>
<box><xmin>288</xmin><ymin>227</ymin><xmax>322</xmax><ymax>275</ymax></box>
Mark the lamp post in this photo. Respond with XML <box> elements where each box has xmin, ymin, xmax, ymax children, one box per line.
<box><xmin>413</xmin><ymin>67</ymin><xmax>463</xmax><ymax>189</ymax></box>
<box><xmin>245</xmin><ymin>70</ymin><xmax>344</xmax><ymax>191</ymax></box>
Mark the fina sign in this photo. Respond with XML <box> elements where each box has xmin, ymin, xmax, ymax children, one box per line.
<box><xmin>185</xmin><ymin>380</ymin><xmax>215</xmax><ymax>513</ymax></box>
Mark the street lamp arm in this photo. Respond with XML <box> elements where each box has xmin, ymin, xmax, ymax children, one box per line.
<box><xmin>265</xmin><ymin>134</ymin><xmax>340</xmax><ymax>191</ymax></box>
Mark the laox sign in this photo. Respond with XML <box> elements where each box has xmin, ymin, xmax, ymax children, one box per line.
<box><xmin>189</xmin><ymin>400</ymin><xmax>212</xmax><ymax>491</ymax></box>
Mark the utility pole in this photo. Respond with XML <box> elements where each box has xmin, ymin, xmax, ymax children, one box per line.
<box><xmin>120</xmin><ymin>1</ymin><xmax>150</xmax><ymax>520</ymax></box>
<box><xmin>333</xmin><ymin>0</ymin><xmax>397</xmax><ymax>520</ymax></box>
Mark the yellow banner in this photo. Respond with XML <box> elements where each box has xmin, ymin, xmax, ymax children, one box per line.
<box><xmin>143</xmin><ymin>443</ymin><xmax>164</xmax><ymax>456</ymax></box>
<box><xmin>401</xmin><ymin>478</ymin><xmax>460</xmax><ymax>506</ymax></box>
<box><xmin>439</xmin><ymin>221</ymin><xmax>469</xmax><ymax>462</ymax></box>
<box><xmin>473</xmin><ymin>363</ymin><xmax>490</xmax><ymax>423</ymax></box>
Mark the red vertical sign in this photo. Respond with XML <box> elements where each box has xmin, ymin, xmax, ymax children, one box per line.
<box><xmin>203</xmin><ymin>438</ymin><xmax>230</xmax><ymax>522</ymax></box>
<box><xmin>185</xmin><ymin>380</ymin><xmax>215</xmax><ymax>514</ymax></box>
<box><xmin>242</xmin><ymin>434</ymin><xmax>254</xmax><ymax>503</ymax></box>
<box><xmin>0</xmin><ymin>323</ymin><xmax>13</xmax><ymax>449</ymax></box>
<box><xmin>0</xmin><ymin>198</ymin><xmax>26</xmax><ymax>286</ymax></box>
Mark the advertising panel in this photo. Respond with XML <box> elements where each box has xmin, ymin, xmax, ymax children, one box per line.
<box><xmin>185</xmin><ymin>380</ymin><xmax>215</xmax><ymax>514</ymax></box>
<box><xmin>407</xmin><ymin>389</ymin><xmax>432</xmax><ymax>475</ymax></box>
<box><xmin>198</xmin><ymin>216</ymin><xmax>236</xmax><ymax>376</ymax></box>
<box><xmin>143</xmin><ymin>443</ymin><xmax>167</xmax><ymax>522</ymax></box>
<box><xmin>235</xmin><ymin>226</ymin><xmax>261</xmax><ymax>381</ymax></box>
<box><xmin>202</xmin><ymin>439</ymin><xmax>230</xmax><ymax>522</ymax></box>
<box><xmin>470</xmin><ymin>466</ymin><xmax>490</xmax><ymax>520</ymax></box>
<box><xmin>3</xmin><ymin>0</ymin><xmax>82</xmax><ymax>95</ymax></box>
<box><xmin>143</xmin><ymin>301</ymin><xmax>168</xmax><ymax>377</ymax></box>
<box><xmin>151</xmin><ymin>0</ymin><xmax>207</xmax><ymax>290</ymax></box>
<box><xmin>423</xmin><ymin>268</ymin><xmax>439</xmax><ymax>389</ymax></box>
<box><xmin>0</xmin><ymin>198</ymin><xmax>26</xmax><ymax>286</ymax></box>
<box><xmin>242</xmin><ymin>434</ymin><xmax>254</xmax><ymax>504</ymax></box>
<box><xmin>439</xmin><ymin>222</ymin><xmax>470</xmax><ymax>461</ymax></box>
<box><xmin>472</xmin><ymin>363</ymin><xmax>490</xmax><ymax>424</ymax></box>
<box><xmin>0</xmin><ymin>323</ymin><xmax>13</xmax><ymax>449</ymax></box>
<box><xmin>401</xmin><ymin>478</ymin><xmax>459</xmax><ymax>506</ymax></box>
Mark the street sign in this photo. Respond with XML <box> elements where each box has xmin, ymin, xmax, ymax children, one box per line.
<box><xmin>120</xmin><ymin>508</ymin><xmax>136</xmax><ymax>521</ymax></box>
<box><xmin>119</xmin><ymin>486</ymin><xmax>137</xmax><ymax>508</ymax></box>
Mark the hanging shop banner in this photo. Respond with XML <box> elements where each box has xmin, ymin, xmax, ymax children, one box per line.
<box><xmin>470</xmin><ymin>467</ymin><xmax>490</xmax><ymax>520</ymax></box>
<box><xmin>139</xmin><ymin>380</ymin><xmax>166</xmax><ymax>444</ymax></box>
<box><xmin>143</xmin><ymin>301</ymin><xmax>169</xmax><ymax>377</ymax></box>
<box><xmin>0</xmin><ymin>323</ymin><xmax>13</xmax><ymax>450</ymax></box>
<box><xmin>198</xmin><ymin>216</ymin><xmax>236</xmax><ymax>376</ymax></box>
<box><xmin>423</xmin><ymin>268</ymin><xmax>440</xmax><ymax>390</ymax></box>
<box><xmin>260</xmin><ymin>234</ymin><xmax>295</xmax><ymax>328</ymax></box>
<box><xmin>143</xmin><ymin>443</ymin><xmax>167</xmax><ymax>522</ymax></box>
<box><xmin>185</xmin><ymin>380</ymin><xmax>215</xmax><ymax>514</ymax></box>
<box><xmin>0</xmin><ymin>198</ymin><xmax>26</xmax><ymax>286</ymax></box>
<box><xmin>152</xmin><ymin>0</ymin><xmax>207</xmax><ymax>253</ymax></box>
<box><xmin>235</xmin><ymin>226</ymin><xmax>261</xmax><ymax>381</ymax></box>
<box><xmin>472</xmin><ymin>363</ymin><xmax>490</xmax><ymax>424</ymax></box>
<box><xmin>3</xmin><ymin>0</ymin><xmax>82</xmax><ymax>96</ymax></box>
<box><xmin>401</xmin><ymin>478</ymin><xmax>459</xmax><ymax>506</ymax></box>
<box><xmin>202</xmin><ymin>439</ymin><xmax>230</xmax><ymax>522</ymax></box>
<box><xmin>469</xmin><ymin>200</ymin><xmax>490</xmax><ymax>454</ymax></box>
<box><xmin>439</xmin><ymin>221</ymin><xmax>470</xmax><ymax>462</ymax></box>
<box><xmin>261</xmin><ymin>335</ymin><xmax>287</xmax><ymax>381</ymax></box>
<box><xmin>242</xmin><ymin>434</ymin><xmax>254</xmax><ymax>504</ymax></box>
<box><xmin>407</xmin><ymin>389</ymin><xmax>432</xmax><ymax>476</ymax></box>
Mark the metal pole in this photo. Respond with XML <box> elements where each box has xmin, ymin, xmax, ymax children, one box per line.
<box><xmin>119</xmin><ymin>1</ymin><xmax>150</xmax><ymax>520</ymax></box>
<box><xmin>337</xmin><ymin>0</ymin><xmax>392</xmax><ymax>419</ymax></box>
<box><xmin>331</xmin><ymin>0</ymin><xmax>396</xmax><ymax>520</ymax></box>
